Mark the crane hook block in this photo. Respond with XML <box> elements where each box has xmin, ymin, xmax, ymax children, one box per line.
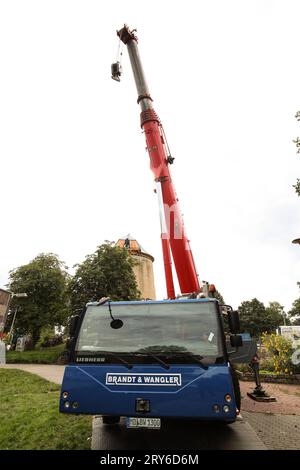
<box><xmin>111</xmin><ymin>62</ymin><xmax>122</xmax><ymax>82</ymax></box>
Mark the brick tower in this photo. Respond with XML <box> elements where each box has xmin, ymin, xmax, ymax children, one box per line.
<box><xmin>116</xmin><ymin>235</ymin><xmax>156</xmax><ymax>300</ymax></box>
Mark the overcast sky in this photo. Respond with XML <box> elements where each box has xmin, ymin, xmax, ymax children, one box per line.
<box><xmin>1</xmin><ymin>0</ymin><xmax>300</xmax><ymax>312</ymax></box>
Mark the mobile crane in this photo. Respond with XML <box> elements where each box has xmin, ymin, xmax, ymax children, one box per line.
<box><xmin>59</xmin><ymin>25</ymin><xmax>245</xmax><ymax>427</ymax></box>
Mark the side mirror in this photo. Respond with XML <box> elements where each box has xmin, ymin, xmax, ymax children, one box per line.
<box><xmin>230</xmin><ymin>334</ymin><xmax>243</xmax><ymax>348</ymax></box>
<box><xmin>228</xmin><ymin>310</ymin><xmax>240</xmax><ymax>334</ymax></box>
<box><xmin>69</xmin><ymin>315</ymin><xmax>80</xmax><ymax>337</ymax></box>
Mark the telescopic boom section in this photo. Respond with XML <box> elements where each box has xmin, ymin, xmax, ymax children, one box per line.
<box><xmin>117</xmin><ymin>25</ymin><xmax>200</xmax><ymax>297</ymax></box>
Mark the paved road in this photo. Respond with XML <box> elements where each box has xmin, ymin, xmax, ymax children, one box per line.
<box><xmin>243</xmin><ymin>411</ymin><xmax>300</xmax><ymax>450</ymax></box>
<box><xmin>91</xmin><ymin>415</ymin><xmax>266</xmax><ymax>450</ymax></box>
<box><xmin>1</xmin><ymin>364</ymin><xmax>266</xmax><ymax>450</ymax></box>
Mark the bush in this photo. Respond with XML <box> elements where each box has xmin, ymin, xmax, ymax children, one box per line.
<box><xmin>234</xmin><ymin>363</ymin><xmax>252</xmax><ymax>374</ymax></box>
<box><xmin>36</xmin><ymin>326</ymin><xmax>63</xmax><ymax>349</ymax></box>
<box><xmin>0</xmin><ymin>332</ymin><xmax>9</xmax><ymax>344</ymax></box>
<box><xmin>40</xmin><ymin>335</ymin><xmax>63</xmax><ymax>348</ymax></box>
<box><xmin>261</xmin><ymin>332</ymin><xmax>296</xmax><ymax>374</ymax></box>
<box><xmin>259</xmin><ymin>358</ymin><xmax>274</xmax><ymax>372</ymax></box>
<box><xmin>6</xmin><ymin>344</ymin><xmax>66</xmax><ymax>364</ymax></box>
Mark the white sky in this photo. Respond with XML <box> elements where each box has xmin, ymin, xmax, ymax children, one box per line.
<box><xmin>1</xmin><ymin>0</ymin><xmax>300</xmax><ymax>312</ymax></box>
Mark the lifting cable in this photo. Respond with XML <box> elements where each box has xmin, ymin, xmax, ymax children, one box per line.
<box><xmin>160</xmin><ymin>124</ymin><xmax>174</xmax><ymax>164</ymax></box>
<box><xmin>115</xmin><ymin>32</ymin><xmax>124</xmax><ymax>69</ymax></box>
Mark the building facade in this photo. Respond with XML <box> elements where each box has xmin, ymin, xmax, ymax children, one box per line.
<box><xmin>116</xmin><ymin>235</ymin><xmax>156</xmax><ymax>300</ymax></box>
<box><xmin>0</xmin><ymin>288</ymin><xmax>11</xmax><ymax>332</ymax></box>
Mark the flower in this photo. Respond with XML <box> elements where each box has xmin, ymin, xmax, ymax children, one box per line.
<box><xmin>0</xmin><ymin>332</ymin><xmax>9</xmax><ymax>343</ymax></box>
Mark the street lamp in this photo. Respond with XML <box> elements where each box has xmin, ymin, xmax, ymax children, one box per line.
<box><xmin>9</xmin><ymin>293</ymin><xmax>27</xmax><ymax>344</ymax></box>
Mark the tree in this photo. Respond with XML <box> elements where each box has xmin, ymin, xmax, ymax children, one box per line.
<box><xmin>293</xmin><ymin>111</ymin><xmax>300</xmax><ymax>196</ymax></box>
<box><xmin>68</xmin><ymin>242</ymin><xmax>140</xmax><ymax>312</ymax></box>
<box><xmin>7</xmin><ymin>253</ymin><xmax>70</xmax><ymax>345</ymax></box>
<box><xmin>288</xmin><ymin>297</ymin><xmax>300</xmax><ymax>325</ymax></box>
<box><xmin>212</xmin><ymin>289</ymin><xmax>225</xmax><ymax>304</ymax></box>
<box><xmin>265</xmin><ymin>301</ymin><xmax>288</xmax><ymax>328</ymax></box>
<box><xmin>238</xmin><ymin>298</ymin><xmax>272</xmax><ymax>337</ymax></box>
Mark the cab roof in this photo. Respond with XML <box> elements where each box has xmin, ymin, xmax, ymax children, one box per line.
<box><xmin>86</xmin><ymin>298</ymin><xmax>218</xmax><ymax>307</ymax></box>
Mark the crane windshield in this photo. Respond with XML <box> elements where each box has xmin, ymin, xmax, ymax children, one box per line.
<box><xmin>75</xmin><ymin>301</ymin><xmax>224</xmax><ymax>362</ymax></box>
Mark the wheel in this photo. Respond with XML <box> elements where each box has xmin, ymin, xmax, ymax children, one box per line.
<box><xmin>230</xmin><ymin>366</ymin><xmax>241</xmax><ymax>411</ymax></box>
<box><xmin>102</xmin><ymin>415</ymin><xmax>120</xmax><ymax>424</ymax></box>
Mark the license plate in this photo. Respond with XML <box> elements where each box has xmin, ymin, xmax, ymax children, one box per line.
<box><xmin>126</xmin><ymin>417</ymin><xmax>161</xmax><ymax>429</ymax></box>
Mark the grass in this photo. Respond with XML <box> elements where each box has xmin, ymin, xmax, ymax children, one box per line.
<box><xmin>258</xmin><ymin>370</ymin><xmax>278</xmax><ymax>375</ymax></box>
<box><xmin>6</xmin><ymin>344</ymin><xmax>65</xmax><ymax>364</ymax></box>
<box><xmin>0</xmin><ymin>369</ymin><xmax>92</xmax><ymax>450</ymax></box>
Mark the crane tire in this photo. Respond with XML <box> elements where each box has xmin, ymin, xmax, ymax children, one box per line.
<box><xmin>230</xmin><ymin>366</ymin><xmax>241</xmax><ymax>412</ymax></box>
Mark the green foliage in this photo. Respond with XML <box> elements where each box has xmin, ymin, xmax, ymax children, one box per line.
<box><xmin>0</xmin><ymin>369</ymin><xmax>92</xmax><ymax>449</ymax></box>
<box><xmin>293</xmin><ymin>179</ymin><xmax>300</xmax><ymax>197</ymax></box>
<box><xmin>212</xmin><ymin>289</ymin><xmax>225</xmax><ymax>304</ymax></box>
<box><xmin>36</xmin><ymin>325</ymin><xmax>55</xmax><ymax>347</ymax></box>
<box><xmin>288</xmin><ymin>297</ymin><xmax>300</xmax><ymax>325</ymax></box>
<box><xmin>6</xmin><ymin>344</ymin><xmax>66</xmax><ymax>364</ymax></box>
<box><xmin>261</xmin><ymin>333</ymin><xmax>295</xmax><ymax>374</ymax></box>
<box><xmin>35</xmin><ymin>325</ymin><xmax>63</xmax><ymax>348</ymax></box>
<box><xmin>265</xmin><ymin>301</ymin><xmax>287</xmax><ymax>328</ymax></box>
<box><xmin>68</xmin><ymin>241</ymin><xmax>141</xmax><ymax>311</ymax></box>
<box><xmin>238</xmin><ymin>298</ymin><xmax>266</xmax><ymax>337</ymax></box>
<box><xmin>7</xmin><ymin>253</ymin><xmax>70</xmax><ymax>345</ymax></box>
<box><xmin>238</xmin><ymin>298</ymin><xmax>282</xmax><ymax>337</ymax></box>
<box><xmin>234</xmin><ymin>363</ymin><xmax>252</xmax><ymax>374</ymax></box>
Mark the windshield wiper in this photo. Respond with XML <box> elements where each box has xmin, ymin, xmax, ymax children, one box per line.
<box><xmin>90</xmin><ymin>350</ymin><xmax>133</xmax><ymax>369</ymax></box>
<box><xmin>135</xmin><ymin>351</ymin><xmax>170</xmax><ymax>370</ymax></box>
<box><xmin>165</xmin><ymin>352</ymin><xmax>209</xmax><ymax>369</ymax></box>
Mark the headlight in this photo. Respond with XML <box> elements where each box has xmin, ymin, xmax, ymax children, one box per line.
<box><xmin>212</xmin><ymin>404</ymin><xmax>220</xmax><ymax>413</ymax></box>
<box><xmin>225</xmin><ymin>394</ymin><xmax>232</xmax><ymax>403</ymax></box>
<box><xmin>62</xmin><ymin>391</ymin><xmax>69</xmax><ymax>399</ymax></box>
<box><xmin>72</xmin><ymin>402</ymin><xmax>79</xmax><ymax>409</ymax></box>
<box><xmin>223</xmin><ymin>405</ymin><xmax>230</xmax><ymax>413</ymax></box>
<box><xmin>64</xmin><ymin>401</ymin><xmax>70</xmax><ymax>409</ymax></box>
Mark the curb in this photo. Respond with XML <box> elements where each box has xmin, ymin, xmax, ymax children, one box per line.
<box><xmin>239</xmin><ymin>372</ymin><xmax>300</xmax><ymax>385</ymax></box>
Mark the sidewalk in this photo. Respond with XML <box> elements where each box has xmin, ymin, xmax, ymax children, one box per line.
<box><xmin>240</xmin><ymin>381</ymin><xmax>300</xmax><ymax>450</ymax></box>
<box><xmin>242</xmin><ymin>411</ymin><xmax>300</xmax><ymax>450</ymax></box>
<box><xmin>0</xmin><ymin>364</ymin><xmax>65</xmax><ymax>385</ymax></box>
<box><xmin>240</xmin><ymin>381</ymin><xmax>300</xmax><ymax>415</ymax></box>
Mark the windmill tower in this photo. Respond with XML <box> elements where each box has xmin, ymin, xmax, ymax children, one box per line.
<box><xmin>116</xmin><ymin>235</ymin><xmax>156</xmax><ymax>300</ymax></box>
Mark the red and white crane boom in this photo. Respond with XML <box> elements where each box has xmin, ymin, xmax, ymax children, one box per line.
<box><xmin>114</xmin><ymin>25</ymin><xmax>200</xmax><ymax>298</ymax></box>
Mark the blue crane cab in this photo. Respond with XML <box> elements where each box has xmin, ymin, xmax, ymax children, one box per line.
<box><xmin>59</xmin><ymin>298</ymin><xmax>244</xmax><ymax>428</ymax></box>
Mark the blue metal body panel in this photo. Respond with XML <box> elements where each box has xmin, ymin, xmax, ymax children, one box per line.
<box><xmin>60</xmin><ymin>363</ymin><xmax>237</xmax><ymax>421</ymax></box>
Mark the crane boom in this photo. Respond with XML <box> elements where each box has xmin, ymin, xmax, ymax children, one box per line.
<box><xmin>116</xmin><ymin>25</ymin><xmax>200</xmax><ymax>297</ymax></box>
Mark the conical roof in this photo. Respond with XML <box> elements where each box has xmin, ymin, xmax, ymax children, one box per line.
<box><xmin>116</xmin><ymin>234</ymin><xmax>154</xmax><ymax>261</ymax></box>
